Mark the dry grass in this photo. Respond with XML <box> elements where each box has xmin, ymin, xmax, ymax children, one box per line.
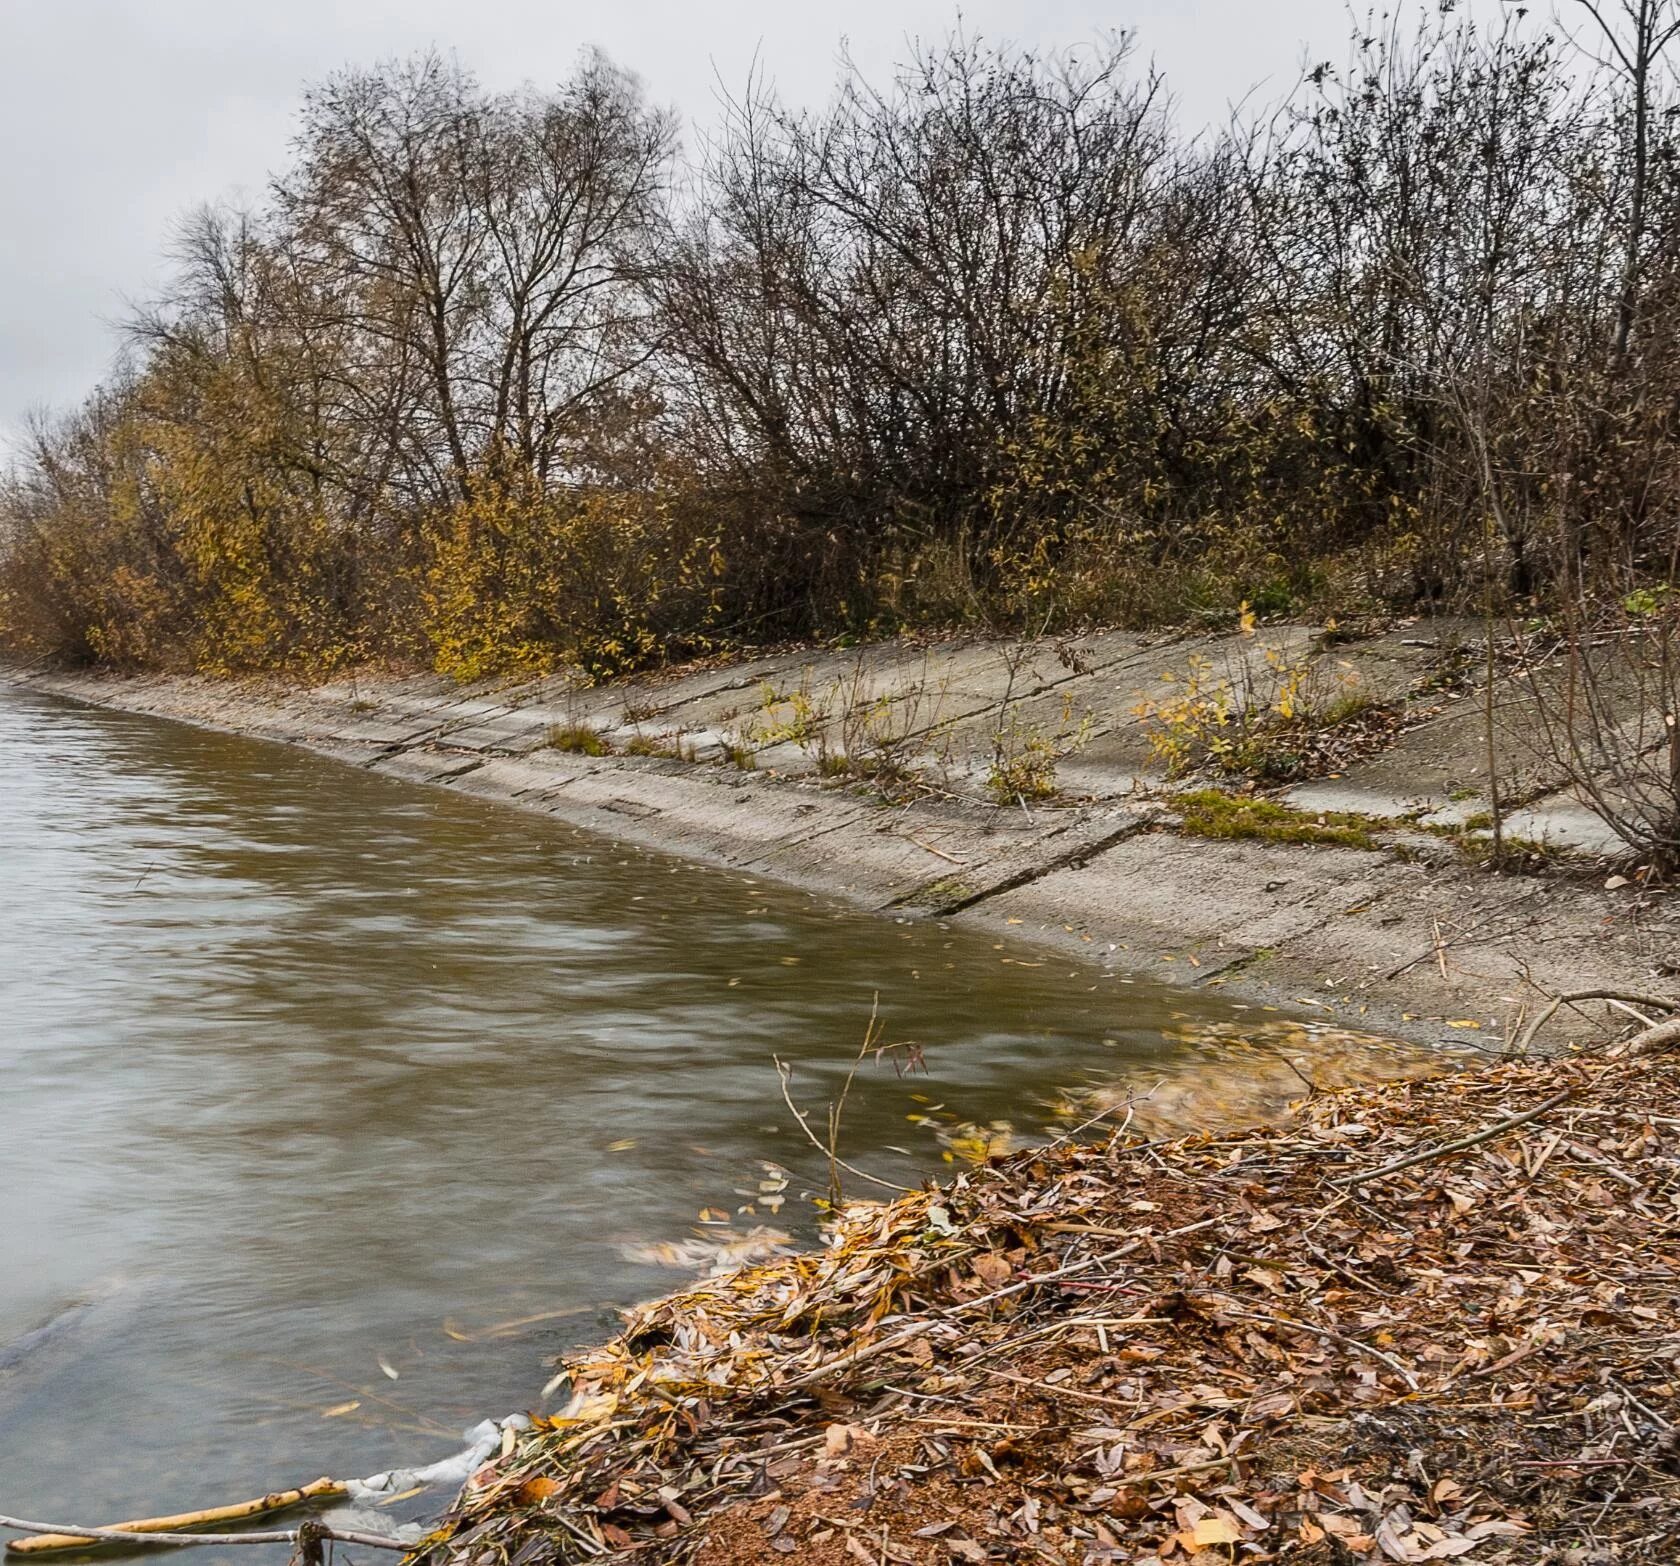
<box><xmin>546</xmin><ymin>722</ymin><xmax>611</xmax><ymax>757</ymax></box>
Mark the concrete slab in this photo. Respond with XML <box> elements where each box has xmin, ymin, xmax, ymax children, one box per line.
<box><xmin>320</xmin><ymin>714</ymin><xmax>447</xmax><ymax>748</ymax></box>
<box><xmin>888</xmin><ymin>804</ymin><xmax>1162</xmax><ymax>914</ymax></box>
<box><xmin>306</xmin><ymin>672</ymin><xmax>456</xmax><ymax>707</ymax></box>
<box><xmin>610</xmin><ymin>656</ymin><xmax>797</xmax><ymax>723</ymax></box>
<box><xmin>983</xmin><ymin>828</ymin><xmax>1392</xmax><ymax>970</ymax></box>
<box><xmin>1283</xmin><ymin>688</ymin><xmax>1548</xmax><ymax>822</ymax></box>
<box><xmin>438</xmin><ymin>708</ymin><xmax>563</xmax><ymax>754</ymax></box>
<box><xmin>1502</xmin><ymin>791</ymin><xmax>1641</xmax><ymax>857</ymax></box>
<box><xmin>1285</xmin><ymin>634</ymin><xmax>1664</xmax><ymax>831</ymax></box>
<box><xmin>448</xmin><ymin>754</ymin><xmax>588</xmax><ymax>801</ymax></box>
<box><xmin>643</xmin><ymin>642</ymin><xmax>962</xmax><ymax>756</ymax></box>
<box><xmin>370</xmin><ymin>749</ymin><xmax>487</xmax><ymax>786</ymax></box>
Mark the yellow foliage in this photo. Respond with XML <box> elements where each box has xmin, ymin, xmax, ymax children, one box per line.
<box><xmin>1131</xmin><ymin>609</ymin><xmax>1365</xmax><ymax>783</ymax></box>
<box><xmin>422</xmin><ymin>468</ymin><xmax>725</xmax><ymax>682</ymax></box>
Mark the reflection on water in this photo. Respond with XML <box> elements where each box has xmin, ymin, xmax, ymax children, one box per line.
<box><xmin>1059</xmin><ymin>1017</ymin><xmax>1461</xmax><ymax>1139</ymax></box>
<box><xmin>0</xmin><ymin>686</ymin><xmax>1434</xmax><ymax>1554</ymax></box>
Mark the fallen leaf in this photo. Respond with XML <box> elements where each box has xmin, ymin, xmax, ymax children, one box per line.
<box><xmin>824</xmin><ymin>1422</ymin><xmax>877</xmax><ymax>1458</ymax></box>
<box><xmin>1191</xmin><ymin>1515</ymin><xmax>1243</xmax><ymax>1547</ymax></box>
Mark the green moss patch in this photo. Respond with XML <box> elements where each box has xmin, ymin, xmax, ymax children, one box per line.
<box><xmin>1172</xmin><ymin>788</ymin><xmax>1382</xmax><ymax>851</ymax></box>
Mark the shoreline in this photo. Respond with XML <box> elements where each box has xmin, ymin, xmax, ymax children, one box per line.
<box><xmin>12</xmin><ymin>643</ymin><xmax>1675</xmax><ymax>1052</ymax></box>
<box><xmin>10</xmin><ymin>652</ymin><xmax>1680</xmax><ymax>1564</ymax></box>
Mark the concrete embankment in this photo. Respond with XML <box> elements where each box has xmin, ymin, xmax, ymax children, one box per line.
<box><xmin>18</xmin><ymin>618</ymin><xmax>1676</xmax><ymax>1050</ymax></box>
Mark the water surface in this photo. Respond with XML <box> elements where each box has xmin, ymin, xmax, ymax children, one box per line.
<box><xmin>0</xmin><ymin>685</ymin><xmax>1306</xmax><ymax>1553</ymax></box>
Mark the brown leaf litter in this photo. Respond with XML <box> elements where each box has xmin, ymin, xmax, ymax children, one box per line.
<box><xmin>413</xmin><ymin>1039</ymin><xmax>1680</xmax><ymax>1566</ymax></box>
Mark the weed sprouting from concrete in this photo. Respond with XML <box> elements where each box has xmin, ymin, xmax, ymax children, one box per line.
<box><xmin>547</xmin><ymin>722</ymin><xmax>610</xmax><ymax>756</ymax></box>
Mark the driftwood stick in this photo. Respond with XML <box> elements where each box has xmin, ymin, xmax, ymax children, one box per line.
<box><xmin>1612</xmin><ymin>1016</ymin><xmax>1680</xmax><ymax>1059</ymax></box>
<box><xmin>1514</xmin><ymin>987</ymin><xmax>1680</xmax><ymax>1055</ymax></box>
<box><xmin>0</xmin><ymin>1479</ymin><xmax>416</xmax><ymax>1556</ymax></box>
<box><xmin>1334</xmin><ymin>1087</ymin><xmax>1578</xmax><ymax>1189</ymax></box>
<box><xmin>6</xmin><ymin>1479</ymin><xmax>348</xmax><ymax>1555</ymax></box>
<box><xmin>0</xmin><ymin>1512</ymin><xmax>406</xmax><ymax>1554</ymax></box>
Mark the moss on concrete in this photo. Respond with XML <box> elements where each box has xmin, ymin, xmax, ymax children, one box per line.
<box><xmin>1172</xmin><ymin>788</ymin><xmax>1382</xmax><ymax>851</ymax></box>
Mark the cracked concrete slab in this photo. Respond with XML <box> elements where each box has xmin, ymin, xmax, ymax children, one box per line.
<box><xmin>1282</xmin><ymin>688</ymin><xmax>1558</xmax><ymax>822</ymax></box>
<box><xmin>373</xmin><ymin>749</ymin><xmax>486</xmax><ymax>786</ymax></box>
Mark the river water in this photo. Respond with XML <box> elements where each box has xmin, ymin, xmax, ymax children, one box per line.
<box><xmin>0</xmin><ymin>685</ymin><xmax>1395</xmax><ymax>1554</ymax></box>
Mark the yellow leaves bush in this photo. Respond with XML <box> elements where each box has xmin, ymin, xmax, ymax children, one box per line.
<box><xmin>1133</xmin><ymin>609</ymin><xmax>1371</xmax><ymax>783</ymax></box>
<box><xmin>422</xmin><ymin>471</ymin><xmax>726</xmax><ymax>682</ymax></box>
<box><xmin>0</xmin><ymin>346</ymin><xmax>377</xmax><ymax>674</ymax></box>
<box><xmin>141</xmin><ymin>360</ymin><xmax>376</xmax><ymax>675</ymax></box>
<box><xmin>2</xmin><ymin>383</ymin><xmax>734</xmax><ymax>681</ymax></box>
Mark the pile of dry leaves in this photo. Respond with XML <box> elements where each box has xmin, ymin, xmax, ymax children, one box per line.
<box><xmin>415</xmin><ymin>1030</ymin><xmax>1680</xmax><ymax>1566</ymax></box>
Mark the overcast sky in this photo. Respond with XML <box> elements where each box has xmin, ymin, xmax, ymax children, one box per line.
<box><xmin>0</xmin><ymin>0</ymin><xmax>1512</xmax><ymax>454</ymax></box>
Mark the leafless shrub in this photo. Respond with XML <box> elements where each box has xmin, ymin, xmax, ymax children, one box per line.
<box><xmin>1515</xmin><ymin>603</ymin><xmax>1680</xmax><ymax>873</ymax></box>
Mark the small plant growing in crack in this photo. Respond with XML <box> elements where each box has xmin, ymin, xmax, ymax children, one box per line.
<box><xmin>623</xmin><ymin>730</ymin><xmax>696</xmax><ymax>761</ymax></box>
<box><xmin>1133</xmin><ymin>607</ymin><xmax>1384</xmax><ymax>784</ymax></box>
<box><xmin>985</xmin><ymin>642</ymin><xmax>1093</xmax><ymax>806</ymax></box>
<box><xmin>987</xmin><ymin>715</ymin><xmax>1061</xmax><ymax>803</ymax></box>
<box><xmin>546</xmin><ymin>721</ymin><xmax>610</xmax><ymax>756</ymax></box>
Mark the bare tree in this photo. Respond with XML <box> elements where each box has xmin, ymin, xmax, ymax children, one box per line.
<box><xmin>1570</xmin><ymin>0</ymin><xmax>1680</xmax><ymax>358</ymax></box>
